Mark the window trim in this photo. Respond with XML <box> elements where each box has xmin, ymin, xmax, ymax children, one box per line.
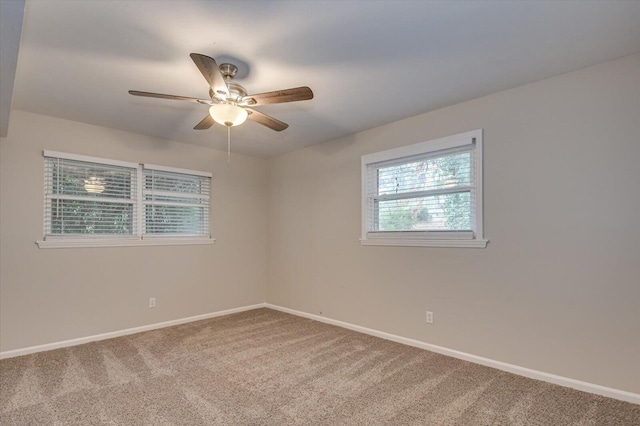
<box><xmin>36</xmin><ymin>151</ymin><xmax>214</xmax><ymax>249</ymax></box>
<box><xmin>360</xmin><ymin>129</ymin><xmax>488</xmax><ymax>248</ymax></box>
<box><xmin>36</xmin><ymin>237</ymin><xmax>214</xmax><ymax>249</ymax></box>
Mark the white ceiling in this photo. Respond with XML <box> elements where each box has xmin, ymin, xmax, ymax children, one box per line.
<box><xmin>8</xmin><ymin>0</ymin><xmax>640</xmax><ymax>157</ymax></box>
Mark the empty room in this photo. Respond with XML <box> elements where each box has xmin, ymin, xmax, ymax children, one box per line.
<box><xmin>1</xmin><ymin>0</ymin><xmax>639</xmax><ymax>424</ymax></box>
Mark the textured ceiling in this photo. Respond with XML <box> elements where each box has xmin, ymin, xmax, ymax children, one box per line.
<box><xmin>10</xmin><ymin>0</ymin><xmax>640</xmax><ymax>157</ymax></box>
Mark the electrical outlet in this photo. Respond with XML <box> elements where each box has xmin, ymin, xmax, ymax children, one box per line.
<box><xmin>149</xmin><ymin>297</ymin><xmax>156</xmax><ymax>308</ymax></box>
<box><xmin>426</xmin><ymin>311</ymin><xmax>434</xmax><ymax>324</ymax></box>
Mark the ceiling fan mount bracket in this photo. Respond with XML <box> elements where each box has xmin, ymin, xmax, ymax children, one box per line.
<box><xmin>219</xmin><ymin>63</ymin><xmax>238</xmax><ymax>80</ymax></box>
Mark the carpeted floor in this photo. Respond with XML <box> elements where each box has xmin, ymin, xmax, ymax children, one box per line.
<box><xmin>0</xmin><ymin>308</ymin><xmax>638</xmax><ymax>425</ymax></box>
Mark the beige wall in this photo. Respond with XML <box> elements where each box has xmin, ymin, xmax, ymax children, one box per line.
<box><xmin>0</xmin><ymin>111</ymin><xmax>268</xmax><ymax>351</ymax></box>
<box><xmin>267</xmin><ymin>53</ymin><xmax>640</xmax><ymax>393</ymax></box>
<box><xmin>1</xmin><ymin>54</ymin><xmax>639</xmax><ymax>395</ymax></box>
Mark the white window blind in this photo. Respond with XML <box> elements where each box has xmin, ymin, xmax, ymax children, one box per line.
<box><xmin>40</xmin><ymin>151</ymin><xmax>213</xmax><ymax>248</ymax></box>
<box><xmin>361</xmin><ymin>130</ymin><xmax>487</xmax><ymax>248</ymax></box>
<box><xmin>143</xmin><ymin>166</ymin><xmax>211</xmax><ymax>237</ymax></box>
<box><xmin>44</xmin><ymin>153</ymin><xmax>138</xmax><ymax>237</ymax></box>
<box><xmin>366</xmin><ymin>145</ymin><xmax>475</xmax><ymax>233</ymax></box>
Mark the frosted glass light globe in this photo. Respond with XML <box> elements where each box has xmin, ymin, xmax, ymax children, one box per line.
<box><xmin>209</xmin><ymin>103</ymin><xmax>248</xmax><ymax>127</ymax></box>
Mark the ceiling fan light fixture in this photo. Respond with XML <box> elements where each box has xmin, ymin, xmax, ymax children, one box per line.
<box><xmin>129</xmin><ymin>53</ymin><xmax>313</xmax><ymax>132</ymax></box>
<box><xmin>209</xmin><ymin>103</ymin><xmax>248</xmax><ymax>127</ymax></box>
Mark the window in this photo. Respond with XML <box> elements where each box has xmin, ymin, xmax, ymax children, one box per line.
<box><xmin>361</xmin><ymin>129</ymin><xmax>487</xmax><ymax>247</ymax></box>
<box><xmin>38</xmin><ymin>151</ymin><xmax>212</xmax><ymax>248</ymax></box>
<box><xmin>143</xmin><ymin>165</ymin><xmax>211</xmax><ymax>237</ymax></box>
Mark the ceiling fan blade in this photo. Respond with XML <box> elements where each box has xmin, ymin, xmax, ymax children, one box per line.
<box><xmin>245</xmin><ymin>108</ymin><xmax>289</xmax><ymax>131</ymax></box>
<box><xmin>129</xmin><ymin>90</ymin><xmax>207</xmax><ymax>103</ymax></box>
<box><xmin>194</xmin><ymin>114</ymin><xmax>215</xmax><ymax>130</ymax></box>
<box><xmin>189</xmin><ymin>53</ymin><xmax>229</xmax><ymax>97</ymax></box>
<box><xmin>242</xmin><ymin>86</ymin><xmax>313</xmax><ymax>106</ymax></box>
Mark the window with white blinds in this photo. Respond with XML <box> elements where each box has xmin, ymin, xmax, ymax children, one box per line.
<box><xmin>361</xmin><ymin>130</ymin><xmax>487</xmax><ymax>248</ymax></box>
<box><xmin>143</xmin><ymin>166</ymin><xmax>210</xmax><ymax>237</ymax></box>
<box><xmin>43</xmin><ymin>152</ymin><xmax>138</xmax><ymax>238</ymax></box>
<box><xmin>39</xmin><ymin>151</ymin><xmax>213</xmax><ymax>248</ymax></box>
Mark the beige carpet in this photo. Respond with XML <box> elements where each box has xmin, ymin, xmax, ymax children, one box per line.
<box><xmin>0</xmin><ymin>308</ymin><xmax>638</xmax><ymax>425</ymax></box>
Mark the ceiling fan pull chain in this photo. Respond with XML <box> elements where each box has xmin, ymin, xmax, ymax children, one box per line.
<box><xmin>227</xmin><ymin>125</ymin><xmax>231</xmax><ymax>166</ymax></box>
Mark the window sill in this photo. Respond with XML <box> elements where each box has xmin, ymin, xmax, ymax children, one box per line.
<box><xmin>36</xmin><ymin>237</ymin><xmax>215</xmax><ymax>249</ymax></box>
<box><xmin>360</xmin><ymin>238</ymin><xmax>488</xmax><ymax>248</ymax></box>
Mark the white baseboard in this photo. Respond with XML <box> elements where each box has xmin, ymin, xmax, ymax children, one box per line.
<box><xmin>266</xmin><ymin>303</ymin><xmax>640</xmax><ymax>405</ymax></box>
<box><xmin>2</xmin><ymin>302</ymin><xmax>637</xmax><ymax>405</ymax></box>
<box><xmin>0</xmin><ymin>303</ymin><xmax>267</xmax><ymax>360</ymax></box>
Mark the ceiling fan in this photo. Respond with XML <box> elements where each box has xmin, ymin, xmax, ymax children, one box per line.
<box><xmin>129</xmin><ymin>53</ymin><xmax>313</xmax><ymax>132</ymax></box>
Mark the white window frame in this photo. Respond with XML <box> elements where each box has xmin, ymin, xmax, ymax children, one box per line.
<box><xmin>361</xmin><ymin>129</ymin><xmax>488</xmax><ymax>248</ymax></box>
<box><xmin>37</xmin><ymin>151</ymin><xmax>214</xmax><ymax>249</ymax></box>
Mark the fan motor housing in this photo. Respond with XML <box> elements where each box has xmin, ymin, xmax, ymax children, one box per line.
<box><xmin>208</xmin><ymin>63</ymin><xmax>246</xmax><ymax>103</ymax></box>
